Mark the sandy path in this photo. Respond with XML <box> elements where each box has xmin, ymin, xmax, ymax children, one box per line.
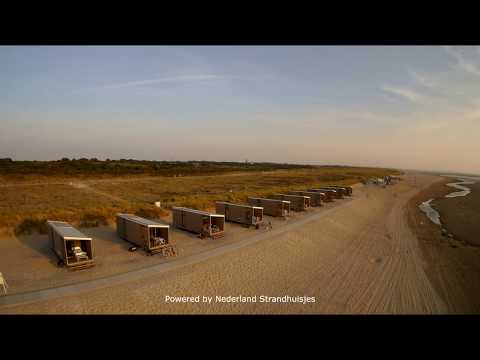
<box><xmin>0</xmin><ymin>174</ymin><xmax>449</xmax><ymax>314</ymax></box>
<box><xmin>69</xmin><ymin>182</ymin><xmax>127</xmax><ymax>203</ymax></box>
<box><xmin>0</xmin><ymin>180</ymin><xmax>130</xmax><ymax>202</ymax></box>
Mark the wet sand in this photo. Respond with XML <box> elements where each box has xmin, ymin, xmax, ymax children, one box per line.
<box><xmin>1</xmin><ymin>173</ymin><xmax>461</xmax><ymax>314</ymax></box>
<box><xmin>433</xmin><ymin>181</ymin><xmax>480</xmax><ymax>246</ymax></box>
<box><xmin>406</xmin><ymin>178</ymin><xmax>480</xmax><ymax>313</ymax></box>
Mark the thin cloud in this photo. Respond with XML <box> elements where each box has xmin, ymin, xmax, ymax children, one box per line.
<box><xmin>410</xmin><ymin>70</ymin><xmax>436</xmax><ymax>88</ymax></box>
<box><xmin>101</xmin><ymin>74</ymin><xmax>225</xmax><ymax>89</ymax></box>
<box><xmin>443</xmin><ymin>46</ymin><xmax>480</xmax><ymax>76</ymax></box>
<box><xmin>382</xmin><ymin>84</ymin><xmax>423</xmax><ymax>103</ymax></box>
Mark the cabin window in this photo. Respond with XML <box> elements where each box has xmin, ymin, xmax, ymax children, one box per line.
<box><xmin>253</xmin><ymin>208</ymin><xmax>263</xmax><ymax>222</ymax></box>
<box><xmin>66</xmin><ymin>240</ymin><xmax>90</xmax><ymax>263</ymax></box>
<box><xmin>211</xmin><ymin>217</ymin><xmax>223</xmax><ymax>233</ymax></box>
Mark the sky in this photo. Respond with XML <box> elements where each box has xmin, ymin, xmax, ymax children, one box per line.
<box><xmin>1</xmin><ymin>46</ymin><xmax>479</xmax><ymax>174</ymax></box>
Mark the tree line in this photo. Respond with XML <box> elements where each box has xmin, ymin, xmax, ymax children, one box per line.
<box><xmin>0</xmin><ymin>158</ymin><xmax>314</xmax><ymax>177</ymax></box>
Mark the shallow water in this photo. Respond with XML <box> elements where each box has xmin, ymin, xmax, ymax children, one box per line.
<box><xmin>418</xmin><ymin>199</ymin><xmax>441</xmax><ymax>226</ymax></box>
<box><xmin>445</xmin><ymin>180</ymin><xmax>475</xmax><ymax>198</ymax></box>
<box><xmin>419</xmin><ymin>175</ymin><xmax>478</xmax><ymax>226</ymax></box>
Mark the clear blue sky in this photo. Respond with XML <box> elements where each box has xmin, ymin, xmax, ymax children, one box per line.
<box><xmin>1</xmin><ymin>46</ymin><xmax>479</xmax><ymax>174</ymax></box>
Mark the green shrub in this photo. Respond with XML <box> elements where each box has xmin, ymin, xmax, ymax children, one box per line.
<box><xmin>14</xmin><ymin>218</ymin><xmax>48</xmax><ymax>236</ymax></box>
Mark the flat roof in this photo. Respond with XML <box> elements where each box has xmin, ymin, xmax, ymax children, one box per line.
<box><xmin>275</xmin><ymin>194</ymin><xmax>310</xmax><ymax>199</ymax></box>
<box><xmin>248</xmin><ymin>197</ymin><xmax>291</xmax><ymax>204</ymax></box>
<box><xmin>116</xmin><ymin>213</ymin><xmax>169</xmax><ymax>228</ymax></box>
<box><xmin>47</xmin><ymin>221</ymin><xmax>92</xmax><ymax>240</ymax></box>
<box><xmin>172</xmin><ymin>207</ymin><xmax>225</xmax><ymax>218</ymax></box>
<box><xmin>290</xmin><ymin>191</ymin><xmax>321</xmax><ymax>195</ymax></box>
<box><xmin>216</xmin><ymin>201</ymin><xmax>263</xmax><ymax>210</ymax></box>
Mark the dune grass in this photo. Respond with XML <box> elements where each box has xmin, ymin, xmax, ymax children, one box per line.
<box><xmin>0</xmin><ymin>183</ymin><xmax>169</xmax><ymax>235</ymax></box>
<box><xmin>90</xmin><ymin>166</ymin><xmax>399</xmax><ymax>212</ymax></box>
<box><xmin>0</xmin><ymin>166</ymin><xmax>400</xmax><ymax>235</ymax></box>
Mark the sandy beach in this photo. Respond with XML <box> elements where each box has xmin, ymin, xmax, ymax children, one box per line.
<box><xmin>1</xmin><ymin>172</ymin><xmax>478</xmax><ymax>314</ymax></box>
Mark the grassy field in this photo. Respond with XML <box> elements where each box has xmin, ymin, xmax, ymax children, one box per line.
<box><xmin>0</xmin><ymin>165</ymin><xmax>401</xmax><ymax>235</ymax></box>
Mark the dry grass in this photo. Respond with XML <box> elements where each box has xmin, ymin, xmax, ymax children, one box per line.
<box><xmin>0</xmin><ymin>166</ymin><xmax>400</xmax><ymax>235</ymax></box>
<box><xmin>0</xmin><ymin>183</ymin><xmax>169</xmax><ymax>235</ymax></box>
<box><xmin>90</xmin><ymin>166</ymin><xmax>399</xmax><ymax>212</ymax></box>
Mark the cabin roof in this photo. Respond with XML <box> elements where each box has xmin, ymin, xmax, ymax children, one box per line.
<box><xmin>248</xmin><ymin>197</ymin><xmax>291</xmax><ymax>204</ymax></box>
<box><xmin>216</xmin><ymin>201</ymin><xmax>263</xmax><ymax>210</ymax></box>
<box><xmin>172</xmin><ymin>207</ymin><xmax>225</xmax><ymax>218</ymax></box>
<box><xmin>47</xmin><ymin>221</ymin><xmax>92</xmax><ymax>240</ymax></box>
<box><xmin>116</xmin><ymin>213</ymin><xmax>169</xmax><ymax>228</ymax></box>
<box><xmin>274</xmin><ymin>194</ymin><xmax>310</xmax><ymax>199</ymax></box>
<box><xmin>291</xmin><ymin>191</ymin><xmax>321</xmax><ymax>195</ymax></box>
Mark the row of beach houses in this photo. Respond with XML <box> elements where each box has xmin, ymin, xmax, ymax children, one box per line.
<box><xmin>48</xmin><ymin>184</ymin><xmax>356</xmax><ymax>270</ymax></box>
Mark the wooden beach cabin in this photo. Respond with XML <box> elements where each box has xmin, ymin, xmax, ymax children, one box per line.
<box><xmin>215</xmin><ymin>201</ymin><xmax>264</xmax><ymax>228</ymax></box>
<box><xmin>304</xmin><ymin>189</ymin><xmax>333</xmax><ymax>202</ymax></box>
<box><xmin>270</xmin><ymin>194</ymin><xmax>310</xmax><ymax>211</ymax></box>
<box><xmin>172</xmin><ymin>207</ymin><xmax>225</xmax><ymax>239</ymax></box>
<box><xmin>247</xmin><ymin>197</ymin><xmax>291</xmax><ymax>217</ymax></box>
<box><xmin>322</xmin><ymin>186</ymin><xmax>352</xmax><ymax>197</ymax></box>
<box><xmin>308</xmin><ymin>188</ymin><xmax>343</xmax><ymax>199</ymax></box>
<box><xmin>116</xmin><ymin>213</ymin><xmax>174</xmax><ymax>256</ymax></box>
<box><xmin>48</xmin><ymin>221</ymin><xmax>95</xmax><ymax>270</ymax></box>
<box><xmin>288</xmin><ymin>191</ymin><xmax>323</xmax><ymax>206</ymax></box>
